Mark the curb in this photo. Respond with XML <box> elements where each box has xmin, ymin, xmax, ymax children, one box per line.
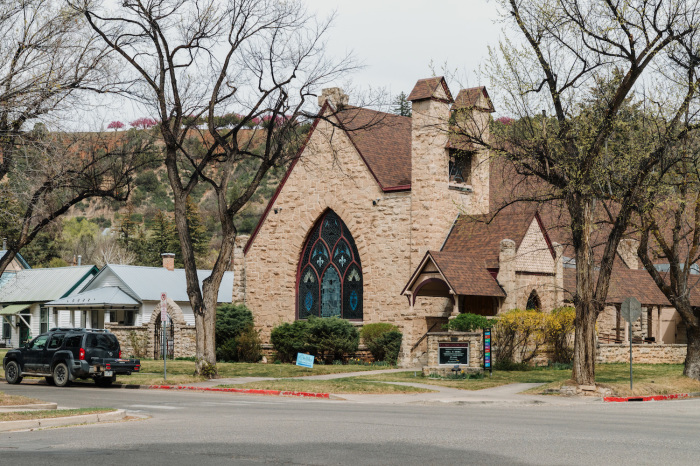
<box><xmin>146</xmin><ymin>384</ymin><xmax>330</xmax><ymax>399</ymax></box>
<box><xmin>0</xmin><ymin>402</ymin><xmax>57</xmax><ymax>412</ymax></box>
<box><xmin>0</xmin><ymin>409</ymin><xmax>125</xmax><ymax>432</ymax></box>
<box><xmin>603</xmin><ymin>392</ymin><xmax>700</xmax><ymax>403</ymax></box>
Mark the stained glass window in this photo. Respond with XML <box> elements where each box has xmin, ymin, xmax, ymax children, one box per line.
<box><xmin>297</xmin><ymin>210</ymin><xmax>363</xmax><ymax>320</ymax></box>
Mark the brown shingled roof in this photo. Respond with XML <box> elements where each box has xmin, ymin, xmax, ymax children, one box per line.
<box><xmin>335</xmin><ymin>106</ymin><xmax>412</xmax><ymax>189</ymax></box>
<box><xmin>452</xmin><ymin>87</ymin><xmax>495</xmax><ymax>112</ymax></box>
<box><xmin>563</xmin><ymin>262</ymin><xmax>700</xmax><ymax>307</ymax></box>
<box><xmin>441</xmin><ymin>207</ymin><xmax>540</xmax><ymax>268</ymax></box>
<box><xmin>430</xmin><ymin>251</ymin><xmax>506</xmax><ymax>297</ymax></box>
<box><xmin>407</xmin><ymin>77</ymin><xmax>454</xmax><ymax>102</ymax></box>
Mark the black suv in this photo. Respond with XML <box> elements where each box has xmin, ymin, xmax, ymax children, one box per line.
<box><xmin>3</xmin><ymin>328</ymin><xmax>140</xmax><ymax>387</ymax></box>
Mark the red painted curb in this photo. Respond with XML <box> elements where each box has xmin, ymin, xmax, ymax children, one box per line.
<box><xmin>146</xmin><ymin>385</ymin><xmax>330</xmax><ymax>399</ymax></box>
<box><xmin>604</xmin><ymin>393</ymin><xmax>691</xmax><ymax>403</ymax></box>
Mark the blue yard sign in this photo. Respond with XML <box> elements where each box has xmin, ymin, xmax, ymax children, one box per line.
<box><xmin>296</xmin><ymin>353</ymin><xmax>314</xmax><ymax>368</ymax></box>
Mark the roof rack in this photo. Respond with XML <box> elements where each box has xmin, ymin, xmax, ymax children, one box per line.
<box><xmin>49</xmin><ymin>327</ymin><xmax>110</xmax><ymax>333</ymax></box>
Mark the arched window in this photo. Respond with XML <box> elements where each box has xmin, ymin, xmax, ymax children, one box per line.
<box><xmin>526</xmin><ymin>290</ymin><xmax>541</xmax><ymax>311</ymax></box>
<box><xmin>297</xmin><ymin>210</ymin><xmax>362</xmax><ymax>320</ymax></box>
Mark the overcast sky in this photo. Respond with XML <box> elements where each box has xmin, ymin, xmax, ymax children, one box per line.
<box><xmin>88</xmin><ymin>1</ymin><xmax>507</xmax><ymax>129</ymax></box>
<box><xmin>304</xmin><ymin>0</ymin><xmax>505</xmax><ymax>98</ymax></box>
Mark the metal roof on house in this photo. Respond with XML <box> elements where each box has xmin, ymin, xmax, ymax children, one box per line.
<box><xmin>0</xmin><ymin>266</ymin><xmax>98</xmax><ymax>304</ymax></box>
<box><xmin>0</xmin><ymin>303</ymin><xmax>30</xmax><ymax>315</ymax></box>
<box><xmin>46</xmin><ymin>286</ymin><xmax>140</xmax><ymax>308</ymax></box>
<box><xmin>82</xmin><ymin>265</ymin><xmax>234</xmax><ymax>303</ymax></box>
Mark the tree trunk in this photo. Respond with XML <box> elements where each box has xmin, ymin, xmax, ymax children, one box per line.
<box><xmin>572</xmin><ymin>300</ymin><xmax>597</xmax><ymax>385</ymax></box>
<box><xmin>194</xmin><ymin>305</ymin><xmax>217</xmax><ymax>376</ymax></box>
<box><xmin>569</xmin><ymin>196</ymin><xmax>598</xmax><ymax>386</ymax></box>
<box><xmin>684</xmin><ymin>322</ymin><xmax>700</xmax><ymax>380</ymax></box>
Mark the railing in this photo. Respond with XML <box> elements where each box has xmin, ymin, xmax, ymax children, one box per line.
<box><xmin>411</xmin><ymin>322</ymin><xmax>440</xmax><ymax>352</ymax></box>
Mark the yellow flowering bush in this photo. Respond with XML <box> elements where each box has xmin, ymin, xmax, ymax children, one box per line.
<box><xmin>493</xmin><ymin>309</ymin><xmax>547</xmax><ymax>364</ymax></box>
<box><xmin>543</xmin><ymin>307</ymin><xmax>575</xmax><ymax>363</ymax></box>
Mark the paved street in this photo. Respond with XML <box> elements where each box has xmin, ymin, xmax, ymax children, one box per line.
<box><xmin>2</xmin><ymin>381</ymin><xmax>700</xmax><ymax>465</ymax></box>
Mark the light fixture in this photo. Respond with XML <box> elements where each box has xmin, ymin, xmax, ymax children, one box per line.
<box><xmin>274</xmin><ymin>207</ymin><xmax>282</xmax><ymax>214</ymax></box>
<box><xmin>372</xmin><ymin>198</ymin><xmax>380</xmax><ymax>206</ymax></box>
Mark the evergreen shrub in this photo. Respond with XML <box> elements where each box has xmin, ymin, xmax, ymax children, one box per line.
<box><xmin>270</xmin><ymin>320</ymin><xmax>310</xmax><ymax>363</ymax></box>
<box><xmin>215</xmin><ymin>303</ymin><xmax>254</xmax><ymax>362</ymax></box>
<box><xmin>446</xmin><ymin>313</ymin><xmax>492</xmax><ymax>332</ymax></box>
<box><xmin>367</xmin><ymin>330</ymin><xmax>402</xmax><ymax>365</ymax></box>
<box><xmin>306</xmin><ymin>316</ymin><xmax>359</xmax><ymax>363</ymax></box>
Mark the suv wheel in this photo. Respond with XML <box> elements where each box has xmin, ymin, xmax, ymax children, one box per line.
<box><xmin>53</xmin><ymin>362</ymin><xmax>70</xmax><ymax>387</ymax></box>
<box><xmin>5</xmin><ymin>361</ymin><xmax>22</xmax><ymax>384</ymax></box>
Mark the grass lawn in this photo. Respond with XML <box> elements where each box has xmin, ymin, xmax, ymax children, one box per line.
<box><xmin>0</xmin><ymin>408</ymin><xmax>114</xmax><ymax>422</ymax></box>
<box><xmin>117</xmin><ymin>359</ymin><xmax>395</xmax><ymax>386</ymax></box>
<box><xmin>353</xmin><ymin>364</ymin><xmax>700</xmax><ymax>397</ymax></box>
<box><xmin>353</xmin><ymin>368</ymin><xmax>572</xmax><ymax>391</ymax></box>
<box><xmin>0</xmin><ymin>391</ymin><xmax>44</xmax><ymax>406</ymax></box>
<box><xmin>535</xmin><ymin>363</ymin><xmax>700</xmax><ymax>397</ymax></box>
<box><xmin>220</xmin><ymin>378</ymin><xmax>435</xmax><ymax>394</ymax></box>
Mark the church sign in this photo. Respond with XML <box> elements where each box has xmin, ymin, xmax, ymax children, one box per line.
<box><xmin>438</xmin><ymin>342</ymin><xmax>470</xmax><ymax>365</ymax></box>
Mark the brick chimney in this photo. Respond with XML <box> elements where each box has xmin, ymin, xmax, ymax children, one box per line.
<box><xmin>161</xmin><ymin>253</ymin><xmax>175</xmax><ymax>271</ymax></box>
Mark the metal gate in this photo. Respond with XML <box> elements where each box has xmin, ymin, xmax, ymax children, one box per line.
<box><xmin>154</xmin><ymin>314</ymin><xmax>174</xmax><ymax>359</ymax></box>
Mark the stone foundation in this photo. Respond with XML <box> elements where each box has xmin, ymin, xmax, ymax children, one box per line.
<box><xmin>106</xmin><ymin>323</ymin><xmax>197</xmax><ymax>359</ymax></box>
<box><xmin>596</xmin><ymin>344</ymin><xmax>687</xmax><ymax>364</ymax></box>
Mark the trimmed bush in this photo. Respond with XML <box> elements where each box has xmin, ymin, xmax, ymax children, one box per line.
<box><xmin>447</xmin><ymin>313</ymin><xmax>492</xmax><ymax>332</ymax></box>
<box><xmin>360</xmin><ymin>323</ymin><xmax>399</xmax><ymax>346</ymax></box>
<box><xmin>306</xmin><ymin>316</ymin><xmax>359</xmax><ymax>363</ymax></box>
<box><xmin>236</xmin><ymin>325</ymin><xmax>263</xmax><ymax>363</ymax></box>
<box><xmin>215</xmin><ymin>303</ymin><xmax>254</xmax><ymax>362</ymax></box>
<box><xmin>270</xmin><ymin>320</ymin><xmax>310</xmax><ymax>363</ymax></box>
<box><xmin>367</xmin><ymin>330</ymin><xmax>402</xmax><ymax>365</ymax></box>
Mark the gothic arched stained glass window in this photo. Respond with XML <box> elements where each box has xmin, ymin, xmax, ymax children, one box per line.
<box><xmin>297</xmin><ymin>210</ymin><xmax>363</xmax><ymax>320</ymax></box>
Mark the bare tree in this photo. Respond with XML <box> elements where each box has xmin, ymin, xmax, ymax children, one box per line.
<box><xmin>0</xmin><ymin>0</ymin><xmax>114</xmax><ymax>182</ymax></box>
<box><xmin>460</xmin><ymin>0</ymin><xmax>700</xmax><ymax>385</ymax></box>
<box><xmin>0</xmin><ymin>0</ymin><xmax>153</xmax><ymax>274</ymax></box>
<box><xmin>73</xmin><ymin>0</ymin><xmax>359</xmax><ymax>375</ymax></box>
<box><xmin>0</xmin><ymin>129</ymin><xmax>157</xmax><ymax>272</ymax></box>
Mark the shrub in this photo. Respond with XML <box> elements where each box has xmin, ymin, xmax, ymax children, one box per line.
<box><xmin>237</xmin><ymin>325</ymin><xmax>263</xmax><ymax>363</ymax></box>
<box><xmin>306</xmin><ymin>316</ymin><xmax>359</xmax><ymax>363</ymax></box>
<box><xmin>270</xmin><ymin>320</ymin><xmax>310</xmax><ymax>363</ymax></box>
<box><xmin>367</xmin><ymin>330</ymin><xmax>402</xmax><ymax>365</ymax></box>
<box><xmin>127</xmin><ymin>330</ymin><xmax>148</xmax><ymax>359</ymax></box>
<box><xmin>215</xmin><ymin>303</ymin><xmax>254</xmax><ymax>362</ymax></box>
<box><xmin>361</xmin><ymin>323</ymin><xmax>401</xmax><ymax>363</ymax></box>
<box><xmin>447</xmin><ymin>313</ymin><xmax>492</xmax><ymax>332</ymax></box>
<box><xmin>493</xmin><ymin>309</ymin><xmax>546</xmax><ymax>364</ymax></box>
<box><xmin>544</xmin><ymin>307</ymin><xmax>575</xmax><ymax>364</ymax></box>
<box><xmin>360</xmin><ymin>323</ymin><xmax>399</xmax><ymax>346</ymax></box>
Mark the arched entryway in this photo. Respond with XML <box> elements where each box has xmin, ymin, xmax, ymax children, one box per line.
<box><xmin>148</xmin><ymin>299</ymin><xmax>186</xmax><ymax>359</ymax></box>
<box><xmin>154</xmin><ymin>313</ymin><xmax>174</xmax><ymax>359</ymax></box>
<box><xmin>526</xmin><ymin>290</ymin><xmax>542</xmax><ymax>311</ymax></box>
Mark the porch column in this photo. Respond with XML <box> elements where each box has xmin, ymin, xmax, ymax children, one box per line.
<box><xmin>624</xmin><ymin>311</ymin><xmax>629</xmax><ymax>343</ymax></box>
<box><xmin>656</xmin><ymin>306</ymin><xmax>662</xmax><ymax>344</ymax></box>
<box><xmin>450</xmin><ymin>291</ymin><xmax>460</xmax><ymax>317</ymax></box>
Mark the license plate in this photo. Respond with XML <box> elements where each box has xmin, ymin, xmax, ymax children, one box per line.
<box><xmin>104</xmin><ymin>370</ymin><xmax>113</xmax><ymax>376</ymax></box>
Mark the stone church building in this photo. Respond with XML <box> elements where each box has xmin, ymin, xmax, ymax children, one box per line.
<box><xmin>233</xmin><ymin>77</ymin><xmax>568</xmax><ymax>365</ymax></box>
<box><xmin>234</xmin><ymin>76</ymin><xmax>689</xmax><ymax>365</ymax></box>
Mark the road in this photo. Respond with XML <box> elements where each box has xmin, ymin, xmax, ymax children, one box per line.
<box><xmin>1</xmin><ymin>381</ymin><xmax>700</xmax><ymax>465</ymax></box>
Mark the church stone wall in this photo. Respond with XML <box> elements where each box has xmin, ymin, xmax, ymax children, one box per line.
<box><xmin>243</xmin><ymin>117</ymin><xmax>413</xmax><ymax>342</ymax></box>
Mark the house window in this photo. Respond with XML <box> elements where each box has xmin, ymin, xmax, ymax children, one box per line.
<box><xmin>297</xmin><ymin>210</ymin><xmax>363</xmax><ymax>320</ymax></box>
<box><xmin>2</xmin><ymin>318</ymin><xmax>10</xmax><ymax>341</ymax></box>
<box><xmin>449</xmin><ymin>150</ymin><xmax>473</xmax><ymax>185</ymax></box>
<box><xmin>40</xmin><ymin>307</ymin><xmax>49</xmax><ymax>333</ymax></box>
